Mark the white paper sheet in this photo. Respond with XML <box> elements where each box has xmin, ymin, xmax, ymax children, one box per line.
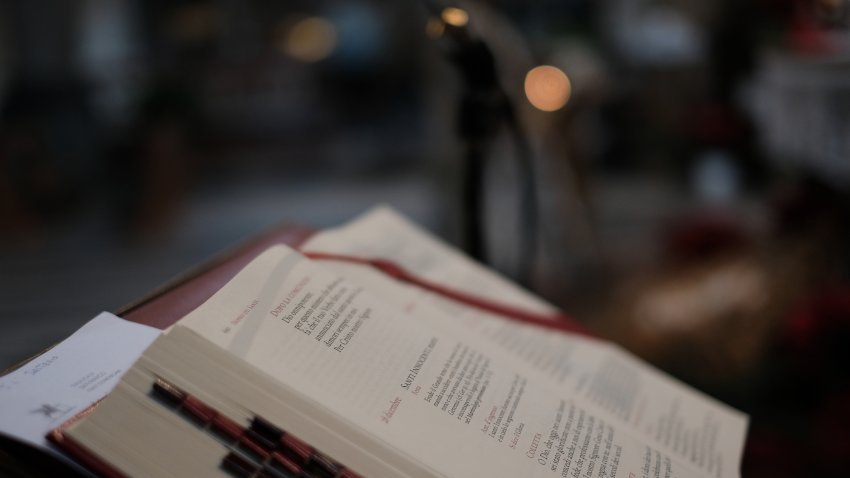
<box><xmin>0</xmin><ymin>312</ymin><xmax>160</xmax><ymax>450</ymax></box>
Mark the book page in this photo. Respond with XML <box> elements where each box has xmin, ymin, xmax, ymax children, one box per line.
<box><xmin>176</xmin><ymin>244</ymin><xmax>725</xmax><ymax>478</ymax></box>
<box><xmin>301</xmin><ymin>206</ymin><xmax>748</xmax><ymax>476</ymax></box>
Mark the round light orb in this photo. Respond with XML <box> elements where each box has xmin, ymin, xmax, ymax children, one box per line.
<box><xmin>283</xmin><ymin>17</ymin><xmax>337</xmax><ymax>62</ymax></box>
<box><xmin>524</xmin><ymin>65</ymin><xmax>572</xmax><ymax>112</ymax></box>
<box><xmin>441</xmin><ymin>7</ymin><xmax>469</xmax><ymax>28</ymax></box>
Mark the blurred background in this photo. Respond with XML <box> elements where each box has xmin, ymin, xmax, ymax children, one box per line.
<box><xmin>1</xmin><ymin>0</ymin><xmax>849</xmax><ymax>475</ymax></box>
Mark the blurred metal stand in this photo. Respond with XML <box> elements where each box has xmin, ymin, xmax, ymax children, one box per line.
<box><xmin>425</xmin><ymin>2</ymin><xmax>537</xmax><ymax>286</ymax></box>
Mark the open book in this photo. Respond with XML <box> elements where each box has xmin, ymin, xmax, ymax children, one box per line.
<box><xmin>50</xmin><ymin>207</ymin><xmax>748</xmax><ymax>478</ymax></box>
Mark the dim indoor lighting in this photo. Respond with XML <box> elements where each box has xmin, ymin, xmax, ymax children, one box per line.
<box><xmin>169</xmin><ymin>5</ymin><xmax>220</xmax><ymax>43</ymax></box>
<box><xmin>425</xmin><ymin>16</ymin><xmax>445</xmax><ymax>39</ymax></box>
<box><xmin>524</xmin><ymin>65</ymin><xmax>572</xmax><ymax>112</ymax></box>
<box><xmin>281</xmin><ymin>16</ymin><xmax>337</xmax><ymax>62</ymax></box>
<box><xmin>441</xmin><ymin>7</ymin><xmax>469</xmax><ymax>28</ymax></box>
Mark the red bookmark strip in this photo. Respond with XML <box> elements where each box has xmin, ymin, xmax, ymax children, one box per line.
<box><xmin>301</xmin><ymin>251</ymin><xmax>594</xmax><ymax>338</ymax></box>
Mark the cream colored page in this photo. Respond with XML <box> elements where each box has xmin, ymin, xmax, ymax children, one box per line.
<box><xmin>301</xmin><ymin>207</ymin><xmax>748</xmax><ymax>477</ymax></box>
<box><xmin>67</xmin><ymin>373</ymin><xmax>234</xmax><ymax>478</ymax></box>
<box><xmin>308</xmin><ymin>207</ymin><xmax>558</xmax><ymax>314</ymax></box>
<box><xmin>178</xmin><ymin>245</ymin><xmax>710</xmax><ymax>478</ymax></box>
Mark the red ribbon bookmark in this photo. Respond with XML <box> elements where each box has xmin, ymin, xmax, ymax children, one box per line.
<box><xmin>300</xmin><ymin>251</ymin><xmax>593</xmax><ymax>338</ymax></box>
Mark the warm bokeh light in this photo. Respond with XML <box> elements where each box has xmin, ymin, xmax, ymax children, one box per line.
<box><xmin>280</xmin><ymin>17</ymin><xmax>337</xmax><ymax>62</ymax></box>
<box><xmin>818</xmin><ymin>0</ymin><xmax>843</xmax><ymax>10</ymax></box>
<box><xmin>524</xmin><ymin>65</ymin><xmax>572</xmax><ymax>112</ymax></box>
<box><xmin>168</xmin><ymin>5</ymin><xmax>220</xmax><ymax>43</ymax></box>
<box><xmin>441</xmin><ymin>7</ymin><xmax>469</xmax><ymax>28</ymax></box>
<box><xmin>425</xmin><ymin>16</ymin><xmax>445</xmax><ymax>39</ymax></box>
